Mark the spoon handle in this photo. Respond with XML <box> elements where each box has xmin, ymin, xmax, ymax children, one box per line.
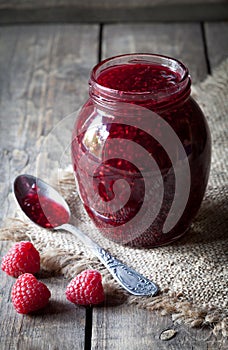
<box><xmin>59</xmin><ymin>223</ymin><xmax>158</xmax><ymax>296</ymax></box>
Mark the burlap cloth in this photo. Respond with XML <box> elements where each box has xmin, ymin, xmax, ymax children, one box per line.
<box><xmin>1</xmin><ymin>59</ymin><xmax>227</xmax><ymax>338</ymax></box>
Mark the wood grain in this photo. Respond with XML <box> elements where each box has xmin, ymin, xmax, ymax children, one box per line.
<box><xmin>91</xmin><ymin>305</ymin><xmax>225</xmax><ymax>350</ymax></box>
<box><xmin>0</xmin><ymin>21</ymin><xmax>227</xmax><ymax>350</ymax></box>
<box><xmin>0</xmin><ymin>24</ymin><xmax>99</xmax><ymax>225</ymax></box>
<box><xmin>91</xmin><ymin>22</ymin><xmax>227</xmax><ymax>350</ymax></box>
<box><xmin>0</xmin><ymin>243</ymin><xmax>86</xmax><ymax>350</ymax></box>
<box><xmin>102</xmin><ymin>23</ymin><xmax>208</xmax><ymax>83</ymax></box>
<box><xmin>0</xmin><ymin>0</ymin><xmax>227</xmax><ymax>23</ymax></box>
<box><xmin>0</xmin><ymin>23</ymin><xmax>99</xmax><ymax>350</ymax></box>
<box><xmin>205</xmin><ymin>21</ymin><xmax>228</xmax><ymax>70</ymax></box>
<box><xmin>0</xmin><ymin>1</ymin><xmax>223</xmax><ymax>8</ymax></box>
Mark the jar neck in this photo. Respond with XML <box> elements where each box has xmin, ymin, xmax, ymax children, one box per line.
<box><xmin>89</xmin><ymin>53</ymin><xmax>191</xmax><ymax>111</ymax></box>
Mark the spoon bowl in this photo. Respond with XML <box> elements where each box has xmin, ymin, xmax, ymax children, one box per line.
<box><xmin>14</xmin><ymin>174</ymin><xmax>70</xmax><ymax>228</ymax></box>
<box><xmin>14</xmin><ymin>174</ymin><xmax>159</xmax><ymax>297</ymax></box>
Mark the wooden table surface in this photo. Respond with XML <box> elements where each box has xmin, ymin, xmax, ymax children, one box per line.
<box><xmin>0</xmin><ymin>13</ymin><xmax>228</xmax><ymax>350</ymax></box>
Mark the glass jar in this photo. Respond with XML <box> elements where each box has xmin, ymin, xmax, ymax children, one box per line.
<box><xmin>71</xmin><ymin>53</ymin><xmax>211</xmax><ymax>248</ymax></box>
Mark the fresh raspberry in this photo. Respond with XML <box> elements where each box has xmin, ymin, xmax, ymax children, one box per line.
<box><xmin>66</xmin><ymin>270</ymin><xmax>105</xmax><ymax>306</ymax></box>
<box><xmin>11</xmin><ymin>273</ymin><xmax>51</xmax><ymax>314</ymax></box>
<box><xmin>1</xmin><ymin>241</ymin><xmax>40</xmax><ymax>277</ymax></box>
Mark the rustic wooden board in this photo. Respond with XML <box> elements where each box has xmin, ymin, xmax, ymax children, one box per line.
<box><xmin>0</xmin><ymin>241</ymin><xmax>86</xmax><ymax>350</ymax></box>
<box><xmin>0</xmin><ymin>23</ymin><xmax>99</xmax><ymax>349</ymax></box>
<box><xmin>92</xmin><ymin>305</ymin><xmax>223</xmax><ymax>350</ymax></box>
<box><xmin>0</xmin><ymin>24</ymin><xmax>99</xmax><ymax>223</ymax></box>
<box><xmin>204</xmin><ymin>21</ymin><xmax>228</xmax><ymax>70</ymax></box>
<box><xmin>91</xmin><ymin>22</ymin><xmax>227</xmax><ymax>350</ymax></box>
<box><xmin>0</xmin><ymin>21</ymin><xmax>227</xmax><ymax>350</ymax></box>
<box><xmin>0</xmin><ymin>0</ymin><xmax>227</xmax><ymax>23</ymax></box>
<box><xmin>0</xmin><ymin>0</ymin><xmax>223</xmax><ymax>8</ymax></box>
<box><xmin>101</xmin><ymin>23</ymin><xmax>208</xmax><ymax>83</ymax></box>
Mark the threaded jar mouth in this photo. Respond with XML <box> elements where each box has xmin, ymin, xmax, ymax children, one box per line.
<box><xmin>89</xmin><ymin>53</ymin><xmax>191</xmax><ymax>108</ymax></box>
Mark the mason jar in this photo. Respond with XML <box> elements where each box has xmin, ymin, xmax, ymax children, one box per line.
<box><xmin>71</xmin><ymin>53</ymin><xmax>211</xmax><ymax>248</ymax></box>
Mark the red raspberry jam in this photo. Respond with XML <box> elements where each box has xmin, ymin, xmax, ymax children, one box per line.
<box><xmin>71</xmin><ymin>54</ymin><xmax>211</xmax><ymax>248</ymax></box>
<box><xmin>14</xmin><ymin>175</ymin><xmax>70</xmax><ymax>228</ymax></box>
<box><xmin>97</xmin><ymin>63</ymin><xmax>180</xmax><ymax>92</ymax></box>
<box><xmin>21</xmin><ymin>188</ymin><xmax>69</xmax><ymax>228</ymax></box>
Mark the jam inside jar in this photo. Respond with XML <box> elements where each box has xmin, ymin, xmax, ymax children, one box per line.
<box><xmin>71</xmin><ymin>53</ymin><xmax>211</xmax><ymax>248</ymax></box>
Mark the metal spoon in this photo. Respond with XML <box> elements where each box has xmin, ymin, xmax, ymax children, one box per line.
<box><xmin>13</xmin><ymin>174</ymin><xmax>158</xmax><ymax>296</ymax></box>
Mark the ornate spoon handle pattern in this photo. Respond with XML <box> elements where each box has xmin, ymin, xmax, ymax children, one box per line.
<box><xmin>60</xmin><ymin>223</ymin><xmax>159</xmax><ymax>296</ymax></box>
<box><xmin>94</xmin><ymin>246</ymin><xmax>159</xmax><ymax>296</ymax></box>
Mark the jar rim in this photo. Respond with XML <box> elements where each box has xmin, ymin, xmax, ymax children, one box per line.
<box><xmin>90</xmin><ymin>53</ymin><xmax>190</xmax><ymax>103</ymax></box>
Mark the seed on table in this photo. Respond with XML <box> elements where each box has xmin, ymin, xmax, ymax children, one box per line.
<box><xmin>160</xmin><ymin>329</ymin><xmax>177</xmax><ymax>341</ymax></box>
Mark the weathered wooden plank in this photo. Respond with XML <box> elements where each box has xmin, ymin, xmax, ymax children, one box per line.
<box><xmin>0</xmin><ymin>0</ymin><xmax>223</xmax><ymax>8</ymax></box>
<box><xmin>0</xmin><ymin>24</ymin><xmax>99</xmax><ymax>225</ymax></box>
<box><xmin>0</xmin><ymin>20</ymin><xmax>226</xmax><ymax>350</ymax></box>
<box><xmin>0</xmin><ymin>243</ymin><xmax>86</xmax><ymax>350</ymax></box>
<box><xmin>90</xmin><ymin>22</ymin><xmax>224</xmax><ymax>350</ymax></box>
<box><xmin>0</xmin><ymin>23</ymin><xmax>99</xmax><ymax>349</ymax></box>
<box><xmin>204</xmin><ymin>21</ymin><xmax>228</xmax><ymax>70</ymax></box>
<box><xmin>102</xmin><ymin>23</ymin><xmax>208</xmax><ymax>83</ymax></box>
<box><xmin>92</xmin><ymin>305</ymin><xmax>225</xmax><ymax>350</ymax></box>
<box><xmin>0</xmin><ymin>0</ymin><xmax>227</xmax><ymax>23</ymax></box>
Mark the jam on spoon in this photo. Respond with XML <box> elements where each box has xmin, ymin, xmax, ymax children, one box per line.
<box><xmin>14</xmin><ymin>174</ymin><xmax>70</xmax><ymax>228</ymax></box>
<box><xmin>13</xmin><ymin>174</ymin><xmax>159</xmax><ymax>296</ymax></box>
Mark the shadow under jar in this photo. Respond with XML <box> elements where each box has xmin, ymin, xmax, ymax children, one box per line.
<box><xmin>71</xmin><ymin>53</ymin><xmax>211</xmax><ymax>248</ymax></box>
